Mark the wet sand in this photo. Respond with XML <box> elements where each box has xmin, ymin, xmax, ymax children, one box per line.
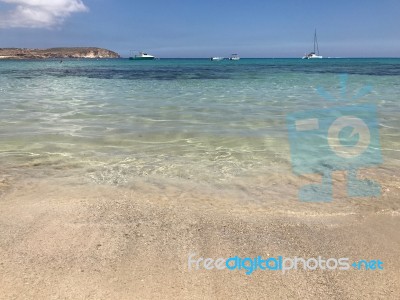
<box><xmin>0</xmin><ymin>172</ymin><xmax>399</xmax><ymax>300</ymax></box>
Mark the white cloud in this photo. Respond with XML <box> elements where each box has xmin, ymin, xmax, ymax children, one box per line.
<box><xmin>0</xmin><ymin>0</ymin><xmax>88</xmax><ymax>28</ymax></box>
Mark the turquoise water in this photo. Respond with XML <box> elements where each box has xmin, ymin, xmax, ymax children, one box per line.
<box><xmin>0</xmin><ymin>58</ymin><xmax>399</xmax><ymax>196</ymax></box>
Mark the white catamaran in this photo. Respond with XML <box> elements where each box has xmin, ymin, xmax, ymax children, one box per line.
<box><xmin>302</xmin><ymin>30</ymin><xmax>322</xmax><ymax>59</ymax></box>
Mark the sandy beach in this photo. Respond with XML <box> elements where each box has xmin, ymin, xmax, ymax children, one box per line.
<box><xmin>0</xmin><ymin>168</ymin><xmax>399</xmax><ymax>299</ymax></box>
<box><xmin>0</xmin><ymin>58</ymin><xmax>399</xmax><ymax>299</ymax></box>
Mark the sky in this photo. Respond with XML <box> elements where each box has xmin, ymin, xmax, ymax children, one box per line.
<box><xmin>0</xmin><ymin>0</ymin><xmax>399</xmax><ymax>58</ymax></box>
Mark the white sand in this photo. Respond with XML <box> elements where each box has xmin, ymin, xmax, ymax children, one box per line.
<box><xmin>0</xmin><ymin>174</ymin><xmax>399</xmax><ymax>299</ymax></box>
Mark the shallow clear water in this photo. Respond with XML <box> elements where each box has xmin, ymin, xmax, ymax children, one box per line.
<box><xmin>0</xmin><ymin>58</ymin><xmax>399</xmax><ymax>210</ymax></box>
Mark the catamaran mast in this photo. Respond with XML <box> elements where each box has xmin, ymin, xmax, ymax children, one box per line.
<box><xmin>314</xmin><ymin>29</ymin><xmax>319</xmax><ymax>55</ymax></box>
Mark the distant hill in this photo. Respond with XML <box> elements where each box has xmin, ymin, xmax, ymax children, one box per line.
<box><xmin>0</xmin><ymin>47</ymin><xmax>120</xmax><ymax>59</ymax></box>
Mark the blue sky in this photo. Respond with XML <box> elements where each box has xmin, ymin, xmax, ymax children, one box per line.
<box><xmin>0</xmin><ymin>0</ymin><xmax>399</xmax><ymax>57</ymax></box>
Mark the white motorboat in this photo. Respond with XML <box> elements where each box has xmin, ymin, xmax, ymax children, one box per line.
<box><xmin>129</xmin><ymin>51</ymin><xmax>156</xmax><ymax>60</ymax></box>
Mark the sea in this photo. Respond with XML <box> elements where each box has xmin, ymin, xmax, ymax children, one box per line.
<box><xmin>0</xmin><ymin>58</ymin><xmax>399</xmax><ymax>214</ymax></box>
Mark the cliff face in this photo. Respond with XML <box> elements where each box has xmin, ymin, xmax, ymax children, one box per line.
<box><xmin>0</xmin><ymin>47</ymin><xmax>120</xmax><ymax>59</ymax></box>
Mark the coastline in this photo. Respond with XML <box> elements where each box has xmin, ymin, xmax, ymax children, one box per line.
<box><xmin>0</xmin><ymin>58</ymin><xmax>399</xmax><ymax>299</ymax></box>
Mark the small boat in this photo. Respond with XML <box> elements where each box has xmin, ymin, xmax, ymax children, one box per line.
<box><xmin>229</xmin><ymin>54</ymin><xmax>240</xmax><ymax>61</ymax></box>
<box><xmin>210</xmin><ymin>57</ymin><xmax>224</xmax><ymax>61</ymax></box>
<box><xmin>302</xmin><ymin>30</ymin><xmax>322</xmax><ymax>59</ymax></box>
<box><xmin>129</xmin><ymin>51</ymin><xmax>156</xmax><ymax>60</ymax></box>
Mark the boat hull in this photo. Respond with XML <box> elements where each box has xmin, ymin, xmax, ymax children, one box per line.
<box><xmin>129</xmin><ymin>57</ymin><xmax>155</xmax><ymax>60</ymax></box>
<box><xmin>302</xmin><ymin>54</ymin><xmax>323</xmax><ymax>59</ymax></box>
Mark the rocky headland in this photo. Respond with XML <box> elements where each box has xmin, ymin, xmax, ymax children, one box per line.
<box><xmin>0</xmin><ymin>47</ymin><xmax>120</xmax><ymax>59</ymax></box>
